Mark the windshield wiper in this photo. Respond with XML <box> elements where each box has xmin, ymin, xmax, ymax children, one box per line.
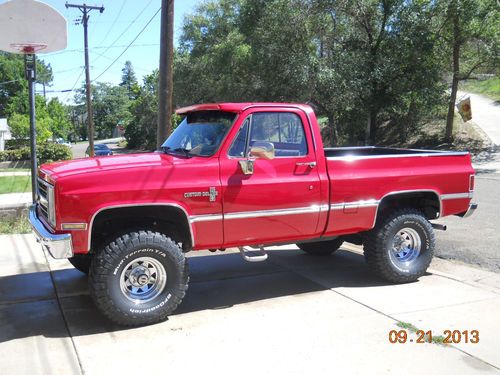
<box><xmin>163</xmin><ymin>146</ymin><xmax>193</xmax><ymax>158</ymax></box>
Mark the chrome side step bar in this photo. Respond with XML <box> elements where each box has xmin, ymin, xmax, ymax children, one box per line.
<box><xmin>238</xmin><ymin>246</ymin><xmax>268</xmax><ymax>262</ymax></box>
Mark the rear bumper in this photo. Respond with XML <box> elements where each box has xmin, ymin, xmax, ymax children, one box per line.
<box><xmin>462</xmin><ymin>202</ymin><xmax>478</xmax><ymax>218</ymax></box>
<box><xmin>29</xmin><ymin>205</ymin><xmax>73</xmax><ymax>259</ymax></box>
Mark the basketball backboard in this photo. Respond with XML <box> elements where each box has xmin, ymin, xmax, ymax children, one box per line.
<box><xmin>0</xmin><ymin>0</ymin><xmax>67</xmax><ymax>54</ymax></box>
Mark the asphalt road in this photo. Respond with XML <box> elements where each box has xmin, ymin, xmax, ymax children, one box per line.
<box><xmin>71</xmin><ymin>137</ymin><xmax>123</xmax><ymax>159</ymax></box>
<box><xmin>435</xmin><ymin>175</ymin><xmax>500</xmax><ymax>272</ymax></box>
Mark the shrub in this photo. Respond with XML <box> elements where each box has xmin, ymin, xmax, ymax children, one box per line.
<box><xmin>0</xmin><ymin>143</ymin><xmax>72</xmax><ymax>163</ymax></box>
<box><xmin>37</xmin><ymin>143</ymin><xmax>73</xmax><ymax>163</ymax></box>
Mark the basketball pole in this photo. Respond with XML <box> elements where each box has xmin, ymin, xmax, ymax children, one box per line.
<box><xmin>24</xmin><ymin>53</ymin><xmax>38</xmax><ymax>203</ymax></box>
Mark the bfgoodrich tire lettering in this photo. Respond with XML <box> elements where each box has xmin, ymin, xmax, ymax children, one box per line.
<box><xmin>363</xmin><ymin>209</ymin><xmax>435</xmax><ymax>283</ymax></box>
<box><xmin>89</xmin><ymin>231</ymin><xmax>189</xmax><ymax>326</ymax></box>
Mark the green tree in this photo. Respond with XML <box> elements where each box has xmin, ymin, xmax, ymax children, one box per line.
<box><xmin>75</xmin><ymin>82</ymin><xmax>131</xmax><ymax>139</ymax></box>
<box><xmin>0</xmin><ymin>52</ymin><xmax>27</xmax><ymax>117</ymax></box>
<box><xmin>120</xmin><ymin>60</ymin><xmax>139</xmax><ymax>99</ymax></box>
<box><xmin>126</xmin><ymin>70</ymin><xmax>159</xmax><ymax>149</ymax></box>
<box><xmin>8</xmin><ymin>96</ymin><xmax>52</xmax><ymax>142</ymax></box>
<box><xmin>441</xmin><ymin>0</ymin><xmax>499</xmax><ymax>140</ymax></box>
<box><xmin>175</xmin><ymin>0</ymin><xmax>251</xmax><ymax>104</ymax></box>
<box><xmin>175</xmin><ymin>0</ymin><xmax>448</xmax><ymax>145</ymax></box>
<box><xmin>0</xmin><ymin>52</ymin><xmax>54</xmax><ymax>117</ymax></box>
<box><xmin>36</xmin><ymin>61</ymin><xmax>53</xmax><ymax>99</ymax></box>
<box><xmin>47</xmin><ymin>98</ymin><xmax>72</xmax><ymax>139</ymax></box>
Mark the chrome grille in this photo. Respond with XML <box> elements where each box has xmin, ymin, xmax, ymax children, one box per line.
<box><xmin>37</xmin><ymin>177</ymin><xmax>50</xmax><ymax>221</ymax></box>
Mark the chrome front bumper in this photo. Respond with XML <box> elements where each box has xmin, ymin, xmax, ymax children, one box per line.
<box><xmin>29</xmin><ymin>205</ymin><xmax>73</xmax><ymax>259</ymax></box>
<box><xmin>463</xmin><ymin>202</ymin><xmax>478</xmax><ymax>218</ymax></box>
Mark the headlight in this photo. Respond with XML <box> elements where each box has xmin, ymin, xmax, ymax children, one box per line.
<box><xmin>47</xmin><ymin>184</ymin><xmax>56</xmax><ymax>227</ymax></box>
<box><xmin>37</xmin><ymin>177</ymin><xmax>56</xmax><ymax>228</ymax></box>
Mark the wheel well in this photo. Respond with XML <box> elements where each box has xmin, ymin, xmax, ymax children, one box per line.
<box><xmin>90</xmin><ymin>206</ymin><xmax>193</xmax><ymax>253</ymax></box>
<box><xmin>376</xmin><ymin>191</ymin><xmax>440</xmax><ymax>224</ymax></box>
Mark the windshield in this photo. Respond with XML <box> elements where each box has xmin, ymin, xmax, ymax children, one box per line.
<box><xmin>161</xmin><ymin>111</ymin><xmax>236</xmax><ymax>157</ymax></box>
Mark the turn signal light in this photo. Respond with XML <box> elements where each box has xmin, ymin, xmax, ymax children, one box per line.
<box><xmin>61</xmin><ymin>223</ymin><xmax>87</xmax><ymax>230</ymax></box>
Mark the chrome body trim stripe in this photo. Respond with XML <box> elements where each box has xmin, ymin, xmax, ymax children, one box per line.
<box><xmin>440</xmin><ymin>192</ymin><xmax>474</xmax><ymax>200</ymax></box>
<box><xmin>88</xmin><ymin>203</ymin><xmax>195</xmax><ymax>251</ymax></box>
<box><xmin>319</xmin><ymin>204</ymin><xmax>330</xmax><ymax>212</ymax></box>
<box><xmin>224</xmin><ymin>205</ymin><xmax>323</xmax><ymax>220</ymax></box>
<box><xmin>191</xmin><ymin>203</ymin><xmax>330</xmax><ymax>223</ymax></box>
<box><xmin>327</xmin><ymin>151</ymin><xmax>469</xmax><ymax>161</ymax></box>
<box><xmin>330</xmin><ymin>199</ymin><xmax>379</xmax><ymax>210</ymax></box>
<box><xmin>190</xmin><ymin>214</ymin><xmax>223</xmax><ymax>223</ymax></box>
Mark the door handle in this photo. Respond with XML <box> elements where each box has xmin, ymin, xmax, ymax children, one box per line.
<box><xmin>296</xmin><ymin>161</ymin><xmax>316</xmax><ymax>168</ymax></box>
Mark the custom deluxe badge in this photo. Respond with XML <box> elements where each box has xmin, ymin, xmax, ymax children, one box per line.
<box><xmin>184</xmin><ymin>187</ymin><xmax>218</xmax><ymax>202</ymax></box>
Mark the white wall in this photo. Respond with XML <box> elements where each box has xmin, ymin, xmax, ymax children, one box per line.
<box><xmin>0</xmin><ymin>118</ymin><xmax>11</xmax><ymax>152</ymax></box>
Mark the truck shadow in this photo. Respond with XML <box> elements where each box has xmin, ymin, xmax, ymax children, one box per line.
<box><xmin>0</xmin><ymin>248</ymin><xmax>406</xmax><ymax>341</ymax></box>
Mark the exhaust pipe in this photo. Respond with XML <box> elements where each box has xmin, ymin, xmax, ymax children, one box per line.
<box><xmin>431</xmin><ymin>223</ymin><xmax>447</xmax><ymax>231</ymax></box>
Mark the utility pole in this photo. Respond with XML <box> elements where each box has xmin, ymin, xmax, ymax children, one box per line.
<box><xmin>157</xmin><ymin>0</ymin><xmax>174</xmax><ymax>150</ymax></box>
<box><xmin>65</xmin><ymin>2</ymin><xmax>104</xmax><ymax>157</ymax></box>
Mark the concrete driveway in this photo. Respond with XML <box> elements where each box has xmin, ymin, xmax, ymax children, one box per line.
<box><xmin>1</xmin><ymin>234</ymin><xmax>499</xmax><ymax>374</ymax></box>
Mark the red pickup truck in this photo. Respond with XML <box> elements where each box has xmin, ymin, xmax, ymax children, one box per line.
<box><xmin>30</xmin><ymin>103</ymin><xmax>477</xmax><ymax>326</ymax></box>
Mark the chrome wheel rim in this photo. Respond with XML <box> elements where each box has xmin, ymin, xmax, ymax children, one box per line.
<box><xmin>119</xmin><ymin>256</ymin><xmax>167</xmax><ymax>303</ymax></box>
<box><xmin>391</xmin><ymin>228</ymin><xmax>421</xmax><ymax>263</ymax></box>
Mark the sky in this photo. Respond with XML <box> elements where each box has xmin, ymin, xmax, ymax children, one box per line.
<box><xmin>9</xmin><ymin>0</ymin><xmax>201</xmax><ymax>104</ymax></box>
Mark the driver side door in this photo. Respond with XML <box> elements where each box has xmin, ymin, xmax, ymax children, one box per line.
<box><xmin>219</xmin><ymin>108</ymin><xmax>322</xmax><ymax>247</ymax></box>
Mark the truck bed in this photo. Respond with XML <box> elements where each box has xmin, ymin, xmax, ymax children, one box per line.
<box><xmin>322</xmin><ymin>146</ymin><xmax>474</xmax><ymax>237</ymax></box>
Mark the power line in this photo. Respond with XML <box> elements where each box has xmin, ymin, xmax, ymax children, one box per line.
<box><xmin>92</xmin><ymin>0</ymin><xmax>154</xmax><ymax>65</ymax></box>
<box><xmin>92</xmin><ymin>7</ymin><xmax>161</xmax><ymax>82</ymax></box>
<box><xmin>98</xmin><ymin>0</ymin><xmax>128</xmax><ymax>46</ymax></box>
<box><xmin>89</xmin><ymin>49</ymin><xmax>152</xmax><ymax>73</ymax></box>
<box><xmin>0</xmin><ymin>79</ymin><xmax>23</xmax><ymax>86</ymax></box>
<box><xmin>63</xmin><ymin>67</ymin><xmax>85</xmax><ymax>102</ymax></box>
<box><xmin>45</xmin><ymin>43</ymin><xmax>160</xmax><ymax>56</ymax></box>
<box><xmin>53</xmin><ymin>66</ymin><xmax>85</xmax><ymax>74</ymax></box>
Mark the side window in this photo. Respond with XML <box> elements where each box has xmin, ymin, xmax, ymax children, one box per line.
<box><xmin>250</xmin><ymin>112</ymin><xmax>307</xmax><ymax>157</ymax></box>
<box><xmin>228</xmin><ymin>118</ymin><xmax>250</xmax><ymax>157</ymax></box>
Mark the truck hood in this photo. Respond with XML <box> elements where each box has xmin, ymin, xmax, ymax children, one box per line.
<box><xmin>39</xmin><ymin>152</ymin><xmax>172</xmax><ymax>181</ymax></box>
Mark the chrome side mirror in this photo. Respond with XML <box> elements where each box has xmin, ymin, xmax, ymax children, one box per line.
<box><xmin>249</xmin><ymin>141</ymin><xmax>275</xmax><ymax>160</ymax></box>
<box><xmin>238</xmin><ymin>141</ymin><xmax>275</xmax><ymax>175</ymax></box>
<box><xmin>239</xmin><ymin>159</ymin><xmax>254</xmax><ymax>175</ymax></box>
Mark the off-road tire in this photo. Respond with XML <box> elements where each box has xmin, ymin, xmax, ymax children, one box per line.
<box><xmin>68</xmin><ymin>254</ymin><xmax>92</xmax><ymax>274</ymax></box>
<box><xmin>297</xmin><ymin>238</ymin><xmax>344</xmax><ymax>256</ymax></box>
<box><xmin>363</xmin><ymin>209</ymin><xmax>434</xmax><ymax>283</ymax></box>
<box><xmin>89</xmin><ymin>231</ymin><xmax>189</xmax><ymax>326</ymax></box>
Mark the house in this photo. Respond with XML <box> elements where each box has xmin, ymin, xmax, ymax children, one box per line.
<box><xmin>0</xmin><ymin>118</ymin><xmax>12</xmax><ymax>152</ymax></box>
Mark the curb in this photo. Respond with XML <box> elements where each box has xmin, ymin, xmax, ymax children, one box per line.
<box><xmin>0</xmin><ymin>160</ymin><xmax>31</xmax><ymax>169</ymax></box>
<box><xmin>0</xmin><ymin>203</ymin><xmax>29</xmax><ymax>219</ymax></box>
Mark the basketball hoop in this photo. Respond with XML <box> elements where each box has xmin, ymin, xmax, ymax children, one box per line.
<box><xmin>0</xmin><ymin>0</ymin><xmax>67</xmax><ymax>55</ymax></box>
<box><xmin>0</xmin><ymin>0</ymin><xmax>67</xmax><ymax>204</ymax></box>
<box><xmin>9</xmin><ymin>43</ymin><xmax>48</xmax><ymax>54</ymax></box>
